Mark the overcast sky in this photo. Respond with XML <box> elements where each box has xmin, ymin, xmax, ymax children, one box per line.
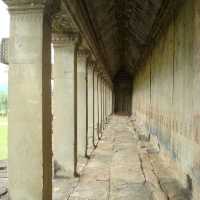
<box><xmin>0</xmin><ymin>1</ymin><xmax>55</xmax><ymax>90</ymax></box>
<box><xmin>0</xmin><ymin>0</ymin><xmax>9</xmax><ymax>90</ymax></box>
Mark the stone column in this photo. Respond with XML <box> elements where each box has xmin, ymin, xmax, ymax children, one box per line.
<box><xmin>99</xmin><ymin>75</ymin><xmax>103</xmax><ymax>135</ymax></box>
<box><xmin>102</xmin><ymin>77</ymin><xmax>105</xmax><ymax>131</ymax></box>
<box><xmin>104</xmin><ymin>81</ymin><xmax>107</xmax><ymax>124</ymax></box>
<box><xmin>52</xmin><ymin>33</ymin><xmax>79</xmax><ymax>178</ymax></box>
<box><xmin>97</xmin><ymin>72</ymin><xmax>102</xmax><ymax>138</ymax></box>
<box><xmin>94</xmin><ymin>68</ymin><xmax>99</xmax><ymax>143</ymax></box>
<box><xmin>77</xmin><ymin>49</ymin><xmax>89</xmax><ymax>157</ymax></box>
<box><xmin>7</xmin><ymin>1</ymin><xmax>58</xmax><ymax>199</ymax></box>
<box><xmin>108</xmin><ymin>84</ymin><xmax>110</xmax><ymax>117</ymax></box>
<box><xmin>105</xmin><ymin>80</ymin><xmax>107</xmax><ymax>124</ymax></box>
<box><xmin>87</xmin><ymin>61</ymin><xmax>95</xmax><ymax>150</ymax></box>
<box><xmin>102</xmin><ymin>77</ymin><xmax>105</xmax><ymax>129</ymax></box>
<box><xmin>106</xmin><ymin>84</ymin><xmax>108</xmax><ymax>118</ymax></box>
<box><xmin>105</xmin><ymin>82</ymin><xmax>108</xmax><ymax>121</ymax></box>
<box><xmin>108</xmin><ymin>85</ymin><xmax>111</xmax><ymax>115</ymax></box>
<box><xmin>102</xmin><ymin>79</ymin><xmax>104</xmax><ymax>129</ymax></box>
<box><xmin>109</xmin><ymin>86</ymin><xmax>112</xmax><ymax>115</ymax></box>
<box><xmin>112</xmin><ymin>89</ymin><xmax>115</xmax><ymax>114</ymax></box>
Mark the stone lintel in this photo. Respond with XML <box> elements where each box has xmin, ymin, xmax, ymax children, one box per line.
<box><xmin>52</xmin><ymin>33</ymin><xmax>80</xmax><ymax>47</ymax></box>
<box><xmin>4</xmin><ymin>0</ymin><xmax>60</xmax><ymax>14</ymax></box>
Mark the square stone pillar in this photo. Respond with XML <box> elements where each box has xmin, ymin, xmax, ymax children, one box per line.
<box><xmin>108</xmin><ymin>86</ymin><xmax>110</xmax><ymax>115</ymax></box>
<box><xmin>102</xmin><ymin>79</ymin><xmax>105</xmax><ymax>129</ymax></box>
<box><xmin>109</xmin><ymin>86</ymin><xmax>112</xmax><ymax>115</ymax></box>
<box><xmin>77</xmin><ymin>49</ymin><xmax>89</xmax><ymax>157</ymax></box>
<box><xmin>106</xmin><ymin>84</ymin><xmax>108</xmax><ymax>118</ymax></box>
<box><xmin>87</xmin><ymin>62</ymin><xmax>95</xmax><ymax>149</ymax></box>
<box><xmin>94</xmin><ymin>68</ymin><xmax>99</xmax><ymax>142</ymax></box>
<box><xmin>99</xmin><ymin>74</ymin><xmax>103</xmax><ymax>136</ymax></box>
<box><xmin>107</xmin><ymin>86</ymin><xmax>109</xmax><ymax>116</ymax></box>
<box><xmin>112</xmin><ymin>89</ymin><xmax>115</xmax><ymax>114</ymax></box>
<box><xmin>108</xmin><ymin>87</ymin><xmax>110</xmax><ymax>116</ymax></box>
<box><xmin>104</xmin><ymin>80</ymin><xmax>107</xmax><ymax>124</ymax></box>
<box><xmin>105</xmin><ymin>82</ymin><xmax>108</xmax><ymax>121</ymax></box>
<box><xmin>102</xmin><ymin>79</ymin><xmax>104</xmax><ymax>129</ymax></box>
<box><xmin>6</xmin><ymin>1</ymin><xmax>59</xmax><ymax>199</ymax></box>
<box><xmin>52</xmin><ymin>33</ymin><xmax>79</xmax><ymax>178</ymax></box>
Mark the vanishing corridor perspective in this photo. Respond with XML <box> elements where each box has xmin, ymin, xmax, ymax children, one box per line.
<box><xmin>0</xmin><ymin>0</ymin><xmax>200</xmax><ymax>199</ymax></box>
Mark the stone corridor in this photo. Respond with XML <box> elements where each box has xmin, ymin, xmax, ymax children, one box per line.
<box><xmin>54</xmin><ymin>116</ymin><xmax>190</xmax><ymax>200</ymax></box>
<box><xmin>0</xmin><ymin>116</ymin><xmax>191</xmax><ymax>200</ymax></box>
<box><xmin>1</xmin><ymin>0</ymin><xmax>200</xmax><ymax>199</ymax></box>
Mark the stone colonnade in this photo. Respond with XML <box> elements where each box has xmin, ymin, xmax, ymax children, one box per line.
<box><xmin>6</xmin><ymin>1</ymin><xmax>113</xmax><ymax>200</ymax></box>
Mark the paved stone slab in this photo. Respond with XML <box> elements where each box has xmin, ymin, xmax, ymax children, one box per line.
<box><xmin>0</xmin><ymin>116</ymin><xmax>191</xmax><ymax>200</ymax></box>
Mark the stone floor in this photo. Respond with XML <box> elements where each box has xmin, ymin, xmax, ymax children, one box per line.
<box><xmin>0</xmin><ymin>116</ymin><xmax>191</xmax><ymax>200</ymax></box>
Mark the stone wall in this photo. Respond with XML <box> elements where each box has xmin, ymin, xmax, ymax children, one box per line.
<box><xmin>132</xmin><ymin>0</ymin><xmax>200</xmax><ymax>199</ymax></box>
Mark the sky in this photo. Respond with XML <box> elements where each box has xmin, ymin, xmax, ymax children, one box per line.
<box><xmin>0</xmin><ymin>1</ymin><xmax>54</xmax><ymax>92</ymax></box>
<box><xmin>0</xmin><ymin>0</ymin><xmax>9</xmax><ymax>92</ymax></box>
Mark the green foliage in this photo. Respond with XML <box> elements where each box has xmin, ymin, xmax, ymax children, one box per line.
<box><xmin>0</xmin><ymin>92</ymin><xmax>8</xmax><ymax>116</ymax></box>
<box><xmin>0</xmin><ymin>92</ymin><xmax>8</xmax><ymax>160</ymax></box>
<box><xmin>0</xmin><ymin>117</ymin><xmax>7</xmax><ymax>160</ymax></box>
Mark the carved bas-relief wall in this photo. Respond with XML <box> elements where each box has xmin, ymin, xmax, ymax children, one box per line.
<box><xmin>132</xmin><ymin>0</ymin><xmax>200</xmax><ymax>199</ymax></box>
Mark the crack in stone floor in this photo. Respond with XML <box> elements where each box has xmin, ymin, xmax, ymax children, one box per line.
<box><xmin>65</xmin><ymin>116</ymin><xmax>191</xmax><ymax>200</ymax></box>
<box><xmin>0</xmin><ymin>116</ymin><xmax>191</xmax><ymax>200</ymax></box>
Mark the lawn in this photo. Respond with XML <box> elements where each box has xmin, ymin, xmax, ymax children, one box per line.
<box><xmin>0</xmin><ymin>117</ymin><xmax>8</xmax><ymax>160</ymax></box>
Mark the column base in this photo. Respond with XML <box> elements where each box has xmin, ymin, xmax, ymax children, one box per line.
<box><xmin>54</xmin><ymin>161</ymin><xmax>74</xmax><ymax>178</ymax></box>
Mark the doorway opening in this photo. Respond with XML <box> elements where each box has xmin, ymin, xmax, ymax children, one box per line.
<box><xmin>113</xmin><ymin>70</ymin><xmax>133</xmax><ymax>115</ymax></box>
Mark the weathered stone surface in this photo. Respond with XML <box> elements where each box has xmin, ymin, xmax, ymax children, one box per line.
<box><xmin>87</xmin><ymin>64</ymin><xmax>95</xmax><ymax>152</ymax></box>
<box><xmin>0</xmin><ymin>116</ymin><xmax>191</xmax><ymax>199</ymax></box>
<box><xmin>77</xmin><ymin>49</ymin><xmax>88</xmax><ymax>157</ymax></box>
<box><xmin>8</xmin><ymin>4</ymin><xmax>53</xmax><ymax>199</ymax></box>
<box><xmin>132</xmin><ymin>1</ymin><xmax>200</xmax><ymax>199</ymax></box>
<box><xmin>64</xmin><ymin>0</ymin><xmax>182</xmax><ymax>76</ymax></box>
<box><xmin>67</xmin><ymin>116</ymin><xmax>190</xmax><ymax>200</ymax></box>
<box><xmin>52</xmin><ymin>33</ymin><xmax>79</xmax><ymax>178</ymax></box>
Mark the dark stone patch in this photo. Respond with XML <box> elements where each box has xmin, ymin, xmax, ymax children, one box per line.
<box><xmin>0</xmin><ymin>186</ymin><xmax>8</xmax><ymax>197</ymax></box>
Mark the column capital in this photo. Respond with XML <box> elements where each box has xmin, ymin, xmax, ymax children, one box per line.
<box><xmin>101</xmin><ymin>73</ymin><xmax>106</xmax><ymax>80</ymax></box>
<box><xmin>99</xmin><ymin>71</ymin><xmax>104</xmax><ymax>78</ymax></box>
<box><xmin>4</xmin><ymin>0</ymin><xmax>60</xmax><ymax>14</ymax></box>
<box><xmin>93</xmin><ymin>65</ymin><xmax>100</xmax><ymax>73</ymax></box>
<box><xmin>88</xmin><ymin>60</ymin><xmax>96</xmax><ymax>70</ymax></box>
<box><xmin>52</xmin><ymin>33</ymin><xmax>80</xmax><ymax>47</ymax></box>
<box><xmin>77</xmin><ymin>48</ymin><xmax>90</xmax><ymax>58</ymax></box>
<box><xmin>96</xmin><ymin>69</ymin><xmax>102</xmax><ymax>76</ymax></box>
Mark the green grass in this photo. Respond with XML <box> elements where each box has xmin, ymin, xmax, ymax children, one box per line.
<box><xmin>0</xmin><ymin>117</ymin><xmax>8</xmax><ymax>160</ymax></box>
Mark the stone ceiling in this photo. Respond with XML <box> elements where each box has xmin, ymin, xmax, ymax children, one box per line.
<box><xmin>59</xmin><ymin>0</ymin><xmax>182</xmax><ymax>78</ymax></box>
<box><xmin>81</xmin><ymin>0</ymin><xmax>162</xmax><ymax>76</ymax></box>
